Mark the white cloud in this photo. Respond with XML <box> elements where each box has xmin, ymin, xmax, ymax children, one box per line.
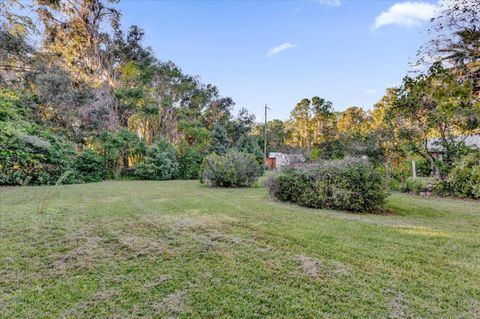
<box><xmin>318</xmin><ymin>0</ymin><xmax>341</xmax><ymax>6</ymax></box>
<box><xmin>372</xmin><ymin>2</ymin><xmax>437</xmax><ymax>30</ymax></box>
<box><xmin>267</xmin><ymin>42</ymin><xmax>296</xmax><ymax>58</ymax></box>
<box><xmin>365</xmin><ymin>89</ymin><xmax>378</xmax><ymax>95</ymax></box>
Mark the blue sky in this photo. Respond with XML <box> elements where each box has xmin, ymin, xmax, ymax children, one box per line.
<box><xmin>118</xmin><ymin>0</ymin><xmax>437</xmax><ymax>120</ymax></box>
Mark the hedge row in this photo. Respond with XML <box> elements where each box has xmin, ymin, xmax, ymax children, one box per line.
<box><xmin>268</xmin><ymin>157</ymin><xmax>389</xmax><ymax>212</ymax></box>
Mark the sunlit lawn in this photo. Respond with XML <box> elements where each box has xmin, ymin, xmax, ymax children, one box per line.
<box><xmin>1</xmin><ymin>180</ymin><xmax>479</xmax><ymax>318</ymax></box>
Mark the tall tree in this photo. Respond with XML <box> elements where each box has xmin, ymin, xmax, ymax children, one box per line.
<box><xmin>288</xmin><ymin>98</ymin><xmax>313</xmax><ymax>150</ymax></box>
<box><xmin>0</xmin><ymin>0</ymin><xmax>35</xmax><ymax>35</ymax></box>
<box><xmin>238</xmin><ymin>134</ymin><xmax>263</xmax><ymax>166</ymax></box>
<box><xmin>266</xmin><ymin>119</ymin><xmax>291</xmax><ymax>152</ymax></box>
<box><xmin>36</xmin><ymin>0</ymin><xmax>121</xmax><ymax>84</ymax></box>
<box><xmin>311</xmin><ymin>96</ymin><xmax>336</xmax><ymax>146</ymax></box>
<box><xmin>372</xmin><ymin>88</ymin><xmax>404</xmax><ymax>168</ymax></box>
<box><xmin>35</xmin><ymin>0</ymin><xmax>122</xmax><ymax>130</ymax></box>
<box><xmin>0</xmin><ymin>0</ymin><xmax>37</xmax><ymax>82</ymax></box>
<box><xmin>229</xmin><ymin>107</ymin><xmax>255</xmax><ymax>146</ymax></box>
<box><xmin>391</xmin><ymin>63</ymin><xmax>480</xmax><ymax>178</ymax></box>
<box><xmin>202</xmin><ymin>85</ymin><xmax>234</xmax><ymax>129</ymax></box>
<box><xmin>337</xmin><ymin>106</ymin><xmax>370</xmax><ymax>138</ymax></box>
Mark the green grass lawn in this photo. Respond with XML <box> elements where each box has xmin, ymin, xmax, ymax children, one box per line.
<box><xmin>1</xmin><ymin>180</ymin><xmax>479</xmax><ymax>318</ymax></box>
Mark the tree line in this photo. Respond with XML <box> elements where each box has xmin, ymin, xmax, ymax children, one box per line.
<box><xmin>0</xmin><ymin>0</ymin><xmax>479</xmax><ymax>193</ymax></box>
<box><xmin>0</xmin><ymin>0</ymin><xmax>263</xmax><ymax>184</ymax></box>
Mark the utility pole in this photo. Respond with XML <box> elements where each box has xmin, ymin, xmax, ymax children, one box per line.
<box><xmin>264</xmin><ymin>104</ymin><xmax>270</xmax><ymax>161</ymax></box>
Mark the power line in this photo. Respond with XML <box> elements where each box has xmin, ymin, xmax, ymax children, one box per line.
<box><xmin>264</xmin><ymin>104</ymin><xmax>270</xmax><ymax>162</ymax></box>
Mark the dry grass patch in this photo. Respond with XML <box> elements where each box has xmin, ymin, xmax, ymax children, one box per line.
<box><xmin>295</xmin><ymin>255</ymin><xmax>323</xmax><ymax>280</ymax></box>
<box><xmin>151</xmin><ymin>290</ymin><xmax>189</xmax><ymax>318</ymax></box>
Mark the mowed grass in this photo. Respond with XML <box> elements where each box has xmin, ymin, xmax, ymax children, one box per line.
<box><xmin>1</xmin><ymin>180</ymin><xmax>479</xmax><ymax>318</ymax></box>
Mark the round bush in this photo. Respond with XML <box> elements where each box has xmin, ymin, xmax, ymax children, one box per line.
<box><xmin>200</xmin><ymin>150</ymin><xmax>263</xmax><ymax>187</ymax></box>
<box><xmin>447</xmin><ymin>152</ymin><xmax>480</xmax><ymax>199</ymax></box>
<box><xmin>135</xmin><ymin>155</ymin><xmax>178</xmax><ymax>180</ymax></box>
<box><xmin>268</xmin><ymin>157</ymin><xmax>388</xmax><ymax>212</ymax></box>
<box><xmin>135</xmin><ymin>140</ymin><xmax>179</xmax><ymax>180</ymax></box>
<box><xmin>73</xmin><ymin>150</ymin><xmax>106</xmax><ymax>183</ymax></box>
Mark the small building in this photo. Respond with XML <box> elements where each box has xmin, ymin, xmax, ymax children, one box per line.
<box><xmin>266</xmin><ymin>152</ymin><xmax>305</xmax><ymax>170</ymax></box>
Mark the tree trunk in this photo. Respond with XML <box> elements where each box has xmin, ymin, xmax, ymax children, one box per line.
<box><xmin>429</xmin><ymin>156</ymin><xmax>441</xmax><ymax>180</ymax></box>
<box><xmin>123</xmin><ymin>154</ymin><xmax>129</xmax><ymax>170</ymax></box>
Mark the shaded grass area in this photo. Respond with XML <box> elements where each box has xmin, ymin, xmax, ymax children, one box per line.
<box><xmin>1</xmin><ymin>180</ymin><xmax>479</xmax><ymax>318</ymax></box>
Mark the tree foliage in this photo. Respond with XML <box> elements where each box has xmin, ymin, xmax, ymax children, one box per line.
<box><xmin>0</xmin><ymin>0</ymin><xmax>242</xmax><ymax>185</ymax></box>
<box><xmin>135</xmin><ymin>138</ymin><xmax>179</xmax><ymax>180</ymax></box>
<box><xmin>177</xmin><ymin>145</ymin><xmax>205</xmax><ymax>180</ymax></box>
<box><xmin>420</xmin><ymin>0</ymin><xmax>480</xmax><ymax>96</ymax></box>
<box><xmin>209</xmin><ymin>122</ymin><xmax>229</xmax><ymax>155</ymax></box>
<box><xmin>390</xmin><ymin>63</ymin><xmax>480</xmax><ymax>178</ymax></box>
<box><xmin>446</xmin><ymin>151</ymin><xmax>480</xmax><ymax>199</ymax></box>
<box><xmin>0</xmin><ymin>89</ymin><xmax>76</xmax><ymax>185</ymax></box>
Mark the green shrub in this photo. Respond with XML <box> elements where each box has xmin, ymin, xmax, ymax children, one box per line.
<box><xmin>135</xmin><ymin>139</ymin><xmax>179</xmax><ymax>180</ymax></box>
<box><xmin>0</xmin><ymin>90</ymin><xmax>76</xmax><ymax>185</ymax></box>
<box><xmin>401</xmin><ymin>177</ymin><xmax>428</xmax><ymax>195</ymax></box>
<box><xmin>446</xmin><ymin>152</ymin><xmax>480</xmax><ymax>199</ymax></box>
<box><xmin>415</xmin><ymin>159</ymin><xmax>432</xmax><ymax>177</ymax></box>
<box><xmin>308</xmin><ymin>147</ymin><xmax>321</xmax><ymax>161</ymax></box>
<box><xmin>432</xmin><ymin>179</ymin><xmax>449</xmax><ymax>196</ymax></box>
<box><xmin>73</xmin><ymin>150</ymin><xmax>106</xmax><ymax>183</ymax></box>
<box><xmin>268</xmin><ymin>157</ymin><xmax>388</xmax><ymax>212</ymax></box>
<box><xmin>97</xmin><ymin>129</ymin><xmax>147</xmax><ymax>178</ymax></box>
<box><xmin>237</xmin><ymin>134</ymin><xmax>265</xmax><ymax>173</ymax></box>
<box><xmin>388</xmin><ymin>178</ymin><xmax>402</xmax><ymax>192</ymax></box>
<box><xmin>200</xmin><ymin>150</ymin><xmax>263</xmax><ymax>187</ymax></box>
<box><xmin>178</xmin><ymin>146</ymin><xmax>205</xmax><ymax>180</ymax></box>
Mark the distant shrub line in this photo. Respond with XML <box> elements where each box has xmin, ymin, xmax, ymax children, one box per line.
<box><xmin>1</xmin><ymin>108</ymin><xmax>264</xmax><ymax>185</ymax></box>
<box><xmin>390</xmin><ymin>152</ymin><xmax>480</xmax><ymax>199</ymax></box>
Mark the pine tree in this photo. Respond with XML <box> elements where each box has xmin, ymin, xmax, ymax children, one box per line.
<box><xmin>210</xmin><ymin>122</ymin><xmax>229</xmax><ymax>155</ymax></box>
<box><xmin>238</xmin><ymin>134</ymin><xmax>264</xmax><ymax>172</ymax></box>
